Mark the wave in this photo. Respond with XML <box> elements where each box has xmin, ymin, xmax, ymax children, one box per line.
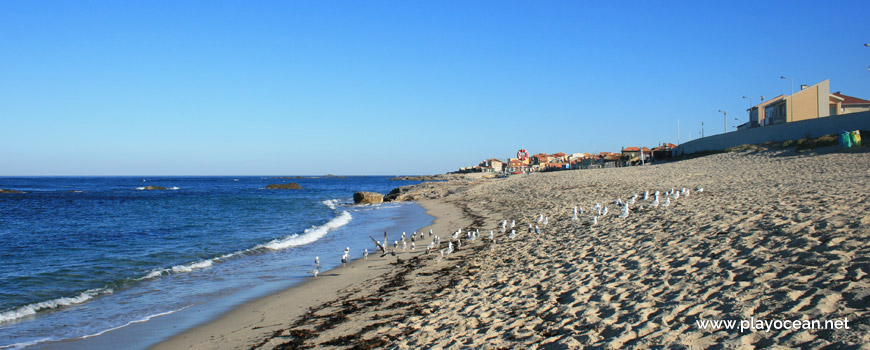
<box><xmin>0</xmin><ymin>288</ymin><xmax>113</xmax><ymax>325</ymax></box>
<box><xmin>321</xmin><ymin>199</ymin><xmax>340</xmax><ymax>210</ymax></box>
<box><xmin>259</xmin><ymin>211</ymin><xmax>352</xmax><ymax>250</ymax></box>
<box><xmin>79</xmin><ymin>305</ymin><xmax>191</xmax><ymax>339</ymax></box>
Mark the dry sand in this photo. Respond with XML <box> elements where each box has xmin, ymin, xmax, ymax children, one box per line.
<box><xmin>157</xmin><ymin>146</ymin><xmax>870</xmax><ymax>349</ymax></box>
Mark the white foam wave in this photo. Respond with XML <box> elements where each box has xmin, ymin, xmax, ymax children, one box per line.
<box><xmin>135</xmin><ymin>187</ymin><xmax>145</xmax><ymax>190</ymax></box>
<box><xmin>79</xmin><ymin>305</ymin><xmax>192</xmax><ymax>339</ymax></box>
<box><xmin>0</xmin><ymin>288</ymin><xmax>112</xmax><ymax>325</ymax></box>
<box><xmin>169</xmin><ymin>186</ymin><xmax>180</xmax><ymax>190</ymax></box>
<box><xmin>170</xmin><ymin>259</ymin><xmax>213</xmax><ymax>274</ymax></box>
<box><xmin>0</xmin><ymin>338</ymin><xmax>54</xmax><ymax>350</ymax></box>
<box><xmin>260</xmin><ymin>211</ymin><xmax>352</xmax><ymax>251</ymax></box>
<box><xmin>321</xmin><ymin>199</ymin><xmax>339</xmax><ymax>210</ymax></box>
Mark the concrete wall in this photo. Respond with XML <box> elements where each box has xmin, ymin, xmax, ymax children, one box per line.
<box><xmin>675</xmin><ymin>111</ymin><xmax>870</xmax><ymax>155</ymax></box>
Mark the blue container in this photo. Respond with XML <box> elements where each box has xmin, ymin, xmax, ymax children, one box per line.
<box><xmin>840</xmin><ymin>131</ymin><xmax>853</xmax><ymax>148</ymax></box>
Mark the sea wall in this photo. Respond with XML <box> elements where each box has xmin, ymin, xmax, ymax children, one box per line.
<box><xmin>676</xmin><ymin>111</ymin><xmax>870</xmax><ymax>154</ymax></box>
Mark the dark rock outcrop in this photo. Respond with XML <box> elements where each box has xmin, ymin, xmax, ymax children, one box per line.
<box><xmin>353</xmin><ymin>191</ymin><xmax>384</xmax><ymax>204</ymax></box>
<box><xmin>142</xmin><ymin>186</ymin><xmax>168</xmax><ymax>190</ymax></box>
<box><xmin>266</xmin><ymin>183</ymin><xmax>303</xmax><ymax>190</ymax></box>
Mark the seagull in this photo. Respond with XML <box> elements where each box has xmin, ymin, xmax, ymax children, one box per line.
<box><xmin>602</xmin><ymin>206</ymin><xmax>608</xmax><ymax>216</ymax></box>
<box><xmin>651</xmin><ymin>197</ymin><xmax>659</xmax><ymax>207</ymax></box>
<box><xmin>534</xmin><ymin>225</ymin><xmax>540</xmax><ymax>234</ymax></box>
<box><xmin>543</xmin><ymin>216</ymin><xmax>549</xmax><ymax>226</ymax></box>
<box><xmin>618</xmin><ymin>205</ymin><xmax>629</xmax><ymax>219</ymax></box>
<box><xmin>615</xmin><ymin>198</ymin><xmax>623</xmax><ymax>206</ymax></box>
<box><xmin>429</xmin><ymin>229</ymin><xmax>433</xmax><ymax>237</ymax></box>
<box><xmin>369</xmin><ymin>232</ymin><xmax>395</xmax><ymax>257</ymax></box>
<box><xmin>528</xmin><ymin>223</ymin><xmax>534</xmax><ymax>234</ymax></box>
<box><xmin>364</xmin><ymin>249</ymin><xmax>369</xmax><ymax>259</ymax></box>
<box><xmin>593</xmin><ymin>203</ymin><xmax>602</xmax><ymax>215</ymax></box>
<box><xmin>696</xmin><ymin>187</ymin><xmax>704</xmax><ymax>193</ymax></box>
<box><xmin>402</xmin><ymin>240</ymin><xmax>407</xmax><ymax>250</ymax></box>
<box><xmin>628</xmin><ymin>195</ymin><xmax>637</xmax><ymax>206</ymax></box>
<box><xmin>537</xmin><ymin>214</ymin><xmax>544</xmax><ymax>223</ymax></box>
<box><xmin>488</xmin><ymin>230</ymin><xmax>494</xmax><ymax>241</ymax></box>
<box><xmin>309</xmin><ymin>268</ymin><xmax>319</xmax><ymax>277</ymax></box>
<box><xmin>457</xmin><ymin>239</ymin><xmax>462</xmax><ymax>250</ymax></box>
<box><xmin>510</xmin><ymin>220</ymin><xmax>516</xmax><ymax>228</ymax></box>
<box><xmin>644</xmin><ymin>191</ymin><xmax>649</xmax><ymax>200</ymax></box>
<box><xmin>662</xmin><ymin>197</ymin><xmax>671</xmax><ymax>207</ymax></box>
<box><xmin>315</xmin><ymin>256</ymin><xmax>320</xmax><ymax>269</ymax></box>
<box><xmin>411</xmin><ymin>242</ymin><xmax>416</xmax><ymax>250</ymax></box>
<box><xmin>509</xmin><ymin>229</ymin><xmax>516</xmax><ymax>240</ymax></box>
<box><xmin>445</xmin><ymin>241</ymin><xmax>454</xmax><ymax>255</ymax></box>
<box><xmin>393</xmin><ymin>240</ymin><xmax>399</xmax><ymax>251</ymax></box>
<box><xmin>341</xmin><ymin>252</ymin><xmax>348</xmax><ymax>266</ymax></box>
<box><xmin>592</xmin><ymin>216</ymin><xmax>598</xmax><ymax>225</ymax></box>
<box><xmin>572</xmin><ymin>206</ymin><xmax>579</xmax><ymax>221</ymax></box>
<box><xmin>672</xmin><ymin>191</ymin><xmax>679</xmax><ymax>200</ymax></box>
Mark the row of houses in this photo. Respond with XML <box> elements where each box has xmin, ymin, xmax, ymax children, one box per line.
<box><xmin>740</xmin><ymin>79</ymin><xmax>870</xmax><ymax>130</ymax></box>
<box><xmin>457</xmin><ymin>143</ymin><xmax>679</xmax><ymax>174</ymax></box>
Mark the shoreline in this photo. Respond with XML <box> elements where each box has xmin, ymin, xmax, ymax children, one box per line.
<box><xmin>152</xmin><ymin>198</ymin><xmax>477</xmax><ymax>349</ymax></box>
<box><xmin>32</xmin><ymin>147</ymin><xmax>870</xmax><ymax>348</ymax></box>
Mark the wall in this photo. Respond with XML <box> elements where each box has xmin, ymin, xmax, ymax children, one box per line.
<box><xmin>675</xmin><ymin>111</ymin><xmax>870</xmax><ymax>154</ymax></box>
<box><xmin>791</xmin><ymin>79</ymin><xmax>829</xmax><ymax>122</ymax></box>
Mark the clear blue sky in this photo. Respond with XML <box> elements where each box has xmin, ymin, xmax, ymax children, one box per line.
<box><xmin>2</xmin><ymin>1</ymin><xmax>868</xmax><ymax>175</ymax></box>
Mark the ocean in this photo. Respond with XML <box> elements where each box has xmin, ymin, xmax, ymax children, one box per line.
<box><xmin>0</xmin><ymin>176</ymin><xmax>432</xmax><ymax>349</ymax></box>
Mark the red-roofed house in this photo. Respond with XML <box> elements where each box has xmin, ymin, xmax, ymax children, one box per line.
<box><xmin>832</xmin><ymin>92</ymin><xmax>870</xmax><ymax>114</ymax></box>
<box><xmin>507</xmin><ymin>159</ymin><xmax>529</xmax><ymax>173</ymax></box>
<box><xmin>551</xmin><ymin>152</ymin><xmax>568</xmax><ymax>162</ymax></box>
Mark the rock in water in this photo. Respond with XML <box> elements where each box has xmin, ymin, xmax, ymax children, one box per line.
<box><xmin>142</xmin><ymin>186</ymin><xmax>168</xmax><ymax>190</ymax></box>
<box><xmin>0</xmin><ymin>189</ymin><xmax>25</xmax><ymax>194</ymax></box>
<box><xmin>353</xmin><ymin>191</ymin><xmax>384</xmax><ymax>204</ymax></box>
<box><xmin>265</xmin><ymin>183</ymin><xmax>302</xmax><ymax>190</ymax></box>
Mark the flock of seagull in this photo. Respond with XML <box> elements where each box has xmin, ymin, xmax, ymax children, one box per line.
<box><xmin>308</xmin><ymin>186</ymin><xmax>704</xmax><ymax>277</ymax></box>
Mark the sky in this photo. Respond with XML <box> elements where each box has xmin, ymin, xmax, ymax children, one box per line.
<box><xmin>1</xmin><ymin>1</ymin><xmax>869</xmax><ymax>176</ymax></box>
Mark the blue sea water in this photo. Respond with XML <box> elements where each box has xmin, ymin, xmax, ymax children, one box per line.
<box><xmin>0</xmin><ymin>176</ymin><xmax>431</xmax><ymax>349</ymax></box>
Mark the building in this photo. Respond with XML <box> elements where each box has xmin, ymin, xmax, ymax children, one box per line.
<box><xmin>551</xmin><ymin>152</ymin><xmax>568</xmax><ymax>162</ymax></box>
<box><xmin>621</xmin><ymin>147</ymin><xmax>651</xmax><ymax>165</ymax></box>
<box><xmin>754</xmin><ymin>79</ymin><xmax>844</xmax><ymax>126</ymax></box>
<box><xmin>651</xmin><ymin>143</ymin><xmax>677</xmax><ymax>161</ymax></box>
<box><xmin>479</xmin><ymin>158</ymin><xmax>504</xmax><ymax>173</ymax></box>
<box><xmin>748</xmin><ymin>94</ymin><xmax>785</xmax><ymax>127</ymax></box>
<box><xmin>506</xmin><ymin>158</ymin><xmax>529</xmax><ymax>173</ymax></box>
<box><xmin>832</xmin><ymin>92</ymin><xmax>870</xmax><ymax>114</ymax></box>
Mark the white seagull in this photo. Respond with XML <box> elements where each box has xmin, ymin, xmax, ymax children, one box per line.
<box><xmin>369</xmin><ymin>231</ymin><xmax>395</xmax><ymax>257</ymax></box>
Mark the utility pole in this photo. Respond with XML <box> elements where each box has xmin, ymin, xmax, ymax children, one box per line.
<box><xmin>718</xmin><ymin>110</ymin><xmax>727</xmax><ymax>133</ymax></box>
<box><xmin>701</xmin><ymin>121</ymin><xmax>704</xmax><ymax>138</ymax></box>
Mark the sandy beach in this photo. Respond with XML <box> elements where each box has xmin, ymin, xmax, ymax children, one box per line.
<box><xmin>156</xmin><ymin>146</ymin><xmax>870</xmax><ymax>349</ymax></box>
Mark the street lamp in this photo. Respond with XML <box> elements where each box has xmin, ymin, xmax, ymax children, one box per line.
<box><xmin>781</xmin><ymin>76</ymin><xmax>793</xmax><ymax>122</ymax></box>
<box><xmin>718</xmin><ymin>110</ymin><xmax>727</xmax><ymax>133</ymax></box>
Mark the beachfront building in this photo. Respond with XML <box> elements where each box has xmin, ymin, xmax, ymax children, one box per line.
<box><xmin>506</xmin><ymin>158</ymin><xmax>530</xmax><ymax>173</ymax></box>
<box><xmin>479</xmin><ymin>158</ymin><xmax>504</xmax><ymax>173</ymax></box>
<box><xmin>551</xmin><ymin>152</ymin><xmax>568</xmax><ymax>162</ymax></box>
<box><xmin>621</xmin><ymin>147</ymin><xmax>651</xmax><ymax>165</ymax></box>
<box><xmin>748</xmin><ymin>79</ymin><xmax>852</xmax><ymax>127</ymax></box>
<box><xmin>651</xmin><ymin>143</ymin><xmax>677</xmax><ymax>161</ymax></box>
<box><xmin>832</xmin><ymin>92</ymin><xmax>870</xmax><ymax>114</ymax></box>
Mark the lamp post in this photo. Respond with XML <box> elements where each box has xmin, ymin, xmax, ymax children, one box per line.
<box><xmin>780</xmin><ymin>76</ymin><xmax>793</xmax><ymax>122</ymax></box>
<box><xmin>701</xmin><ymin>121</ymin><xmax>704</xmax><ymax>138</ymax></box>
<box><xmin>742</xmin><ymin>96</ymin><xmax>752</xmax><ymax>126</ymax></box>
<box><xmin>717</xmin><ymin>110</ymin><xmax>727</xmax><ymax>133</ymax></box>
